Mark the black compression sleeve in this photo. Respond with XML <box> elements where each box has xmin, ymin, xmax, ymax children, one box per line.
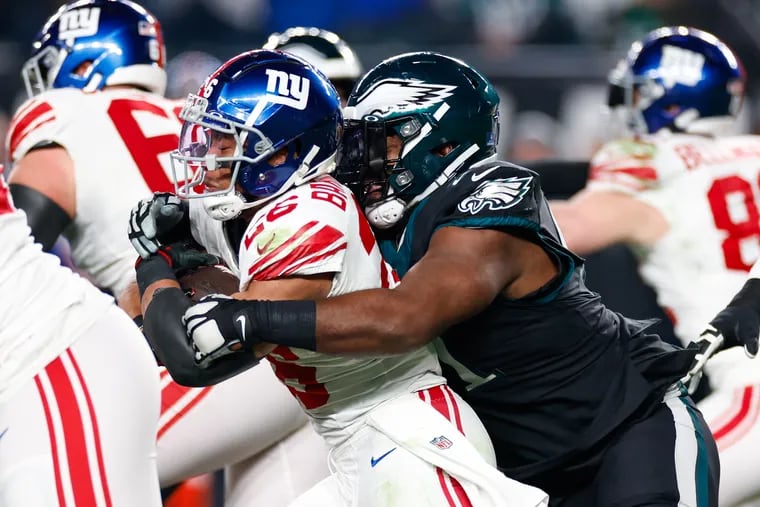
<box><xmin>143</xmin><ymin>288</ymin><xmax>259</xmax><ymax>387</ymax></box>
<box><xmin>9</xmin><ymin>183</ymin><xmax>72</xmax><ymax>251</ymax></box>
<box><xmin>238</xmin><ymin>300</ymin><xmax>317</xmax><ymax>351</ymax></box>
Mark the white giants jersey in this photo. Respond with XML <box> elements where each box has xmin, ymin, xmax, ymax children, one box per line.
<box><xmin>6</xmin><ymin>88</ymin><xmax>183</xmax><ymax>295</ymax></box>
<box><xmin>588</xmin><ymin>133</ymin><xmax>760</xmax><ymax>385</ymax></box>
<box><xmin>193</xmin><ymin>176</ymin><xmax>444</xmax><ymax>446</ymax></box>
<box><xmin>0</xmin><ymin>173</ymin><xmax>113</xmax><ymax>401</ymax></box>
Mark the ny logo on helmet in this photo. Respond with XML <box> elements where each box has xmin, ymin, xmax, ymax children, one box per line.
<box><xmin>659</xmin><ymin>45</ymin><xmax>705</xmax><ymax>88</ymax></box>
<box><xmin>58</xmin><ymin>8</ymin><xmax>101</xmax><ymax>41</ymax></box>
<box><xmin>265</xmin><ymin>69</ymin><xmax>310</xmax><ymax>110</ymax></box>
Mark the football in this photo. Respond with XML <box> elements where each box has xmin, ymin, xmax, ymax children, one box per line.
<box><xmin>177</xmin><ymin>265</ymin><xmax>239</xmax><ymax>302</ymax></box>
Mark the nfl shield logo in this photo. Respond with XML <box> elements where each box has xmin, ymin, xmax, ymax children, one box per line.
<box><xmin>430</xmin><ymin>435</ymin><xmax>453</xmax><ymax>450</ymax></box>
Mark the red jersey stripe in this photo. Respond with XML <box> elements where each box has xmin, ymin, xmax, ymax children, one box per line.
<box><xmin>261</xmin><ymin>241</ymin><xmax>347</xmax><ymax>280</ymax></box>
<box><xmin>45</xmin><ymin>356</ymin><xmax>98</xmax><ymax>507</ymax></box>
<box><xmin>714</xmin><ymin>385</ymin><xmax>754</xmax><ymax>441</ymax></box>
<box><xmin>249</xmin><ymin>223</ymin><xmax>345</xmax><ymax>280</ymax></box>
<box><xmin>247</xmin><ymin>220</ymin><xmax>320</xmax><ymax>276</ymax></box>
<box><xmin>35</xmin><ymin>374</ymin><xmax>67</xmax><ymax>506</ymax></box>
<box><xmin>66</xmin><ymin>349</ymin><xmax>113</xmax><ymax>507</ymax></box>
<box><xmin>158</xmin><ymin>383</ymin><xmax>213</xmax><ymax>439</ymax></box>
<box><xmin>9</xmin><ymin>101</ymin><xmax>54</xmax><ymax>155</ymax></box>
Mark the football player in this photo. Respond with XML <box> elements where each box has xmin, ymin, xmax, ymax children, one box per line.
<box><xmin>0</xmin><ymin>166</ymin><xmax>162</xmax><ymax>506</ymax></box>
<box><xmin>179</xmin><ymin>51</ymin><xmax>718</xmax><ymax>506</ymax></box>
<box><xmin>130</xmin><ymin>49</ymin><xmax>548</xmax><ymax>507</ymax></box>
<box><xmin>550</xmin><ymin>27</ymin><xmax>760</xmax><ymax>506</ymax></box>
<box><xmin>263</xmin><ymin>26</ymin><xmax>363</xmax><ymax>105</ymax></box>
<box><xmin>5</xmin><ymin>1</ymin><xmax>329</xmax><ymax>504</ymax></box>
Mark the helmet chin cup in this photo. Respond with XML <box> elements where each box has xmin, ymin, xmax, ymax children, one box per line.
<box><xmin>202</xmin><ymin>193</ymin><xmax>245</xmax><ymax>221</ymax></box>
<box><xmin>365</xmin><ymin>198</ymin><xmax>406</xmax><ymax>229</ymax></box>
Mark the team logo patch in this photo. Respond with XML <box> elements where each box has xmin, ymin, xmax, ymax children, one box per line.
<box><xmin>457</xmin><ymin>176</ymin><xmax>532</xmax><ymax>214</ymax></box>
<box><xmin>352</xmin><ymin>79</ymin><xmax>456</xmax><ymax>118</ymax></box>
<box><xmin>430</xmin><ymin>435</ymin><xmax>453</xmax><ymax>450</ymax></box>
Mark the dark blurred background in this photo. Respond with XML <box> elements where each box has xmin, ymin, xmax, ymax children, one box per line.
<box><xmin>4</xmin><ymin>2</ymin><xmax>740</xmax><ymax>503</ymax></box>
<box><xmin>4</xmin><ymin>0</ymin><xmax>760</xmax><ymax>165</ymax></box>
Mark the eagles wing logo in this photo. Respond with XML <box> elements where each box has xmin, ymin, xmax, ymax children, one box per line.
<box><xmin>457</xmin><ymin>176</ymin><xmax>532</xmax><ymax>214</ymax></box>
<box><xmin>352</xmin><ymin>79</ymin><xmax>456</xmax><ymax>117</ymax></box>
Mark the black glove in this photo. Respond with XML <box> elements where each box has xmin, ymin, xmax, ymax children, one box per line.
<box><xmin>708</xmin><ymin>278</ymin><xmax>760</xmax><ymax>358</ymax></box>
<box><xmin>135</xmin><ymin>243</ymin><xmax>219</xmax><ymax>296</ymax></box>
<box><xmin>183</xmin><ymin>296</ymin><xmax>317</xmax><ymax>367</ymax></box>
<box><xmin>129</xmin><ymin>192</ymin><xmax>190</xmax><ymax>258</ymax></box>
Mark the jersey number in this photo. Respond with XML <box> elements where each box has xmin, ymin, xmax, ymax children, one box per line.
<box><xmin>268</xmin><ymin>347</ymin><xmax>329</xmax><ymax>409</ymax></box>
<box><xmin>107</xmin><ymin>99</ymin><xmax>179</xmax><ymax>192</ymax></box>
<box><xmin>707</xmin><ymin>175</ymin><xmax>760</xmax><ymax>271</ymax></box>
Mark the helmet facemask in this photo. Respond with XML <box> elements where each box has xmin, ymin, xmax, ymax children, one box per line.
<box><xmin>21</xmin><ymin>45</ymin><xmax>69</xmax><ymax>97</ymax></box>
<box><xmin>171</xmin><ymin>89</ymin><xmax>340</xmax><ymax>221</ymax></box>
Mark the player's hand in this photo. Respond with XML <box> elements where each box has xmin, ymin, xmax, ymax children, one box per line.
<box><xmin>183</xmin><ymin>295</ymin><xmax>259</xmax><ymax>367</ymax></box>
<box><xmin>153</xmin><ymin>243</ymin><xmax>220</xmax><ymax>276</ymax></box>
<box><xmin>129</xmin><ymin>192</ymin><xmax>189</xmax><ymax>258</ymax></box>
<box><xmin>681</xmin><ymin>329</ymin><xmax>724</xmax><ymax>394</ymax></box>
<box><xmin>708</xmin><ymin>278</ymin><xmax>760</xmax><ymax>358</ymax></box>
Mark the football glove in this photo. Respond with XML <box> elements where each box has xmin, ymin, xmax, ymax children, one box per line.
<box><xmin>129</xmin><ymin>192</ymin><xmax>189</xmax><ymax>258</ymax></box>
<box><xmin>708</xmin><ymin>278</ymin><xmax>760</xmax><ymax>358</ymax></box>
<box><xmin>134</xmin><ymin>243</ymin><xmax>220</xmax><ymax>296</ymax></box>
<box><xmin>681</xmin><ymin>328</ymin><xmax>724</xmax><ymax>395</ymax></box>
<box><xmin>183</xmin><ymin>295</ymin><xmax>258</xmax><ymax>368</ymax></box>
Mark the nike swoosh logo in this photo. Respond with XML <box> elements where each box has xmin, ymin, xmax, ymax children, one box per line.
<box><xmin>470</xmin><ymin>166</ymin><xmax>499</xmax><ymax>182</ymax></box>
<box><xmin>370</xmin><ymin>447</ymin><xmax>397</xmax><ymax>467</ymax></box>
<box><xmin>0</xmin><ymin>428</ymin><xmax>7</xmax><ymax>440</ymax></box>
<box><xmin>256</xmin><ymin>234</ymin><xmax>276</xmax><ymax>255</ymax></box>
<box><xmin>236</xmin><ymin>315</ymin><xmax>247</xmax><ymax>342</ymax></box>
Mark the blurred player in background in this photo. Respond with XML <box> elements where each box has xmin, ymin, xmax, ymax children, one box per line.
<box><xmin>173</xmin><ymin>51</ymin><xmax>715</xmax><ymax>506</ymax></box>
<box><xmin>130</xmin><ymin>49</ymin><xmax>548</xmax><ymax>507</ymax></box>
<box><xmin>0</xmin><ymin>167</ymin><xmax>162</xmax><ymax>506</ymax></box>
<box><xmin>4</xmin><ymin>1</ymin><xmax>328</xmax><ymax>505</ymax></box>
<box><xmin>263</xmin><ymin>26</ymin><xmax>363</xmax><ymax>105</ymax></box>
<box><xmin>551</xmin><ymin>26</ymin><xmax>760</xmax><ymax>506</ymax></box>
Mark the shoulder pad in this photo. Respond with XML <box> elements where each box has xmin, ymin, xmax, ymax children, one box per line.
<box><xmin>239</xmin><ymin>177</ymin><xmax>351</xmax><ymax>282</ymax></box>
<box><xmin>589</xmin><ymin>138</ymin><xmax>660</xmax><ymax>192</ymax></box>
<box><xmin>6</xmin><ymin>89</ymin><xmax>84</xmax><ymax>161</ymax></box>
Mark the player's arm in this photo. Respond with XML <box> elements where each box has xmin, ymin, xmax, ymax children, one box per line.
<box><xmin>188</xmin><ymin>225</ymin><xmax>556</xmax><ymax>355</ymax></box>
<box><xmin>549</xmin><ymin>189</ymin><xmax>668</xmax><ymax>255</ymax></box>
<box><xmin>137</xmin><ymin>248</ymin><xmax>257</xmax><ymax>387</ymax></box>
<box><xmin>8</xmin><ymin>146</ymin><xmax>76</xmax><ymax>250</ymax></box>
<box><xmin>704</xmin><ymin>258</ymin><xmax>760</xmax><ymax>356</ymax></box>
<box><xmin>314</xmin><ymin>226</ymin><xmax>554</xmax><ymax>353</ymax></box>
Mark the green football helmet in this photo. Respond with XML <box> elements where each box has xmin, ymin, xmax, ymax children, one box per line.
<box><xmin>336</xmin><ymin>52</ymin><xmax>500</xmax><ymax>229</ymax></box>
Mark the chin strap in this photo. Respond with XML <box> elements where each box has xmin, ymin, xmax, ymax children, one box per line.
<box><xmin>202</xmin><ymin>192</ymin><xmax>246</xmax><ymax>221</ymax></box>
<box><xmin>365</xmin><ymin>197</ymin><xmax>407</xmax><ymax>229</ymax></box>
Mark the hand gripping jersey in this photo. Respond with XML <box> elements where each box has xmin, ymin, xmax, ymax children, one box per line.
<box><xmin>191</xmin><ymin>175</ymin><xmax>443</xmax><ymax>446</ymax></box>
<box><xmin>589</xmin><ymin>132</ymin><xmax>760</xmax><ymax>386</ymax></box>
<box><xmin>378</xmin><ymin>161</ymin><xmax>698</xmax><ymax>496</ymax></box>
<box><xmin>6</xmin><ymin>87</ymin><xmax>183</xmax><ymax>295</ymax></box>
<box><xmin>0</xmin><ymin>173</ymin><xmax>113</xmax><ymax>402</ymax></box>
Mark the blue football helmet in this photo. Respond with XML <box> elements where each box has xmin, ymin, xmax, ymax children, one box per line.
<box><xmin>608</xmin><ymin>26</ymin><xmax>745</xmax><ymax>135</ymax></box>
<box><xmin>21</xmin><ymin>0</ymin><xmax>166</xmax><ymax>97</ymax></box>
<box><xmin>171</xmin><ymin>49</ymin><xmax>343</xmax><ymax>220</ymax></box>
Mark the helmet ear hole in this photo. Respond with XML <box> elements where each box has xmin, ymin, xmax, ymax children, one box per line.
<box><xmin>73</xmin><ymin>60</ymin><xmax>93</xmax><ymax>77</ymax></box>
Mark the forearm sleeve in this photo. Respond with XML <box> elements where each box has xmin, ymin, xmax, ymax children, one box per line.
<box><xmin>10</xmin><ymin>183</ymin><xmax>72</xmax><ymax>251</ymax></box>
<box><xmin>143</xmin><ymin>288</ymin><xmax>259</xmax><ymax>387</ymax></box>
